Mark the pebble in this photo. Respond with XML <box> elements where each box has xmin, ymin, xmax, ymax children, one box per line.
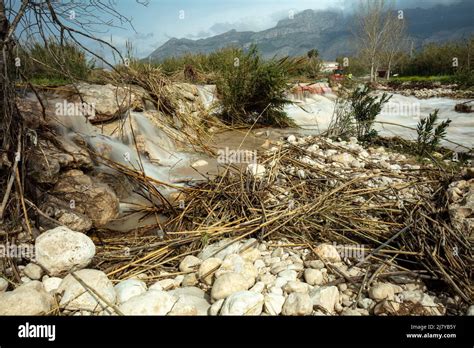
<box><xmin>182</xmin><ymin>273</ymin><xmax>198</xmax><ymax>287</ymax></box>
<box><xmin>58</xmin><ymin>269</ymin><xmax>116</xmax><ymax>313</ymax></box>
<box><xmin>208</xmin><ymin>299</ymin><xmax>224</xmax><ymax>315</ymax></box>
<box><xmin>119</xmin><ymin>290</ymin><xmax>177</xmax><ymax>315</ymax></box>
<box><xmin>310</xmin><ymin>286</ymin><xmax>340</xmax><ymax>314</ymax></box>
<box><xmin>264</xmin><ymin>293</ymin><xmax>286</xmax><ymax>315</ymax></box>
<box><xmin>114</xmin><ymin>279</ymin><xmax>147</xmax><ymax>304</ymax></box>
<box><xmin>369</xmin><ymin>283</ymin><xmax>395</xmax><ymax>302</ymax></box>
<box><xmin>283</xmin><ymin>280</ymin><xmax>310</xmax><ymax>294</ymax></box>
<box><xmin>198</xmin><ymin>257</ymin><xmax>222</xmax><ymax>285</ymax></box>
<box><xmin>211</xmin><ymin>272</ymin><xmax>249</xmax><ymax>301</ymax></box>
<box><xmin>282</xmin><ymin>293</ymin><xmax>313</xmax><ymax>316</ymax></box>
<box><xmin>313</xmin><ymin>244</ymin><xmax>341</xmax><ymax>263</ymax></box>
<box><xmin>221</xmin><ymin>291</ymin><xmax>264</xmax><ymax>315</ymax></box>
<box><xmin>23</xmin><ymin>263</ymin><xmax>43</xmax><ymax>280</ymax></box>
<box><xmin>304</xmin><ymin>269</ymin><xmax>324</xmax><ymax>286</ymax></box>
<box><xmin>0</xmin><ymin>281</ymin><xmax>53</xmax><ymax>315</ymax></box>
<box><xmin>35</xmin><ymin>226</ymin><xmax>96</xmax><ymax>276</ymax></box>
<box><xmin>179</xmin><ymin>255</ymin><xmax>201</xmax><ymax>272</ymax></box>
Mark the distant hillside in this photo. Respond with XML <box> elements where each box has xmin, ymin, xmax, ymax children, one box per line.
<box><xmin>147</xmin><ymin>0</ymin><xmax>474</xmax><ymax>61</ymax></box>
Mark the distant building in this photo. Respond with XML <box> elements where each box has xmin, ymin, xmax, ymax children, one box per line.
<box><xmin>321</xmin><ymin>61</ymin><xmax>339</xmax><ymax>73</ymax></box>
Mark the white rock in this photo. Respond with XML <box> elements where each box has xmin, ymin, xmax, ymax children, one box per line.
<box><xmin>254</xmin><ymin>259</ymin><xmax>265</xmax><ymax>269</ymax></box>
<box><xmin>337</xmin><ymin>283</ymin><xmax>348</xmax><ymax>292</ymax></box>
<box><xmin>150</xmin><ymin>279</ymin><xmax>175</xmax><ymax>291</ymax></box>
<box><xmin>304</xmin><ymin>269</ymin><xmax>324</xmax><ymax>286</ymax></box>
<box><xmin>173</xmin><ymin>275</ymin><xmax>184</xmax><ymax>287</ymax></box>
<box><xmin>23</xmin><ymin>263</ymin><xmax>43</xmax><ymax>280</ymax></box>
<box><xmin>249</xmin><ymin>281</ymin><xmax>265</xmax><ymax>293</ymax></box>
<box><xmin>269</xmin><ymin>286</ymin><xmax>284</xmax><ymax>295</ymax></box>
<box><xmin>357</xmin><ymin>297</ymin><xmax>374</xmax><ymax>310</ymax></box>
<box><xmin>58</xmin><ymin>269</ymin><xmax>116</xmax><ymax>312</ymax></box>
<box><xmin>287</xmin><ymin>135</ymin><xmax>297</xmax><ymax>143</ymax></box>
<box><xmin>35</xmin><ymin>226</ymin><xmax>95</xmax><ymax>276</ymax></box>
<box><xmin>179</xmin><ymin>255</ymin><xmax>201</xmax><ymax>272</ymax></box>
<box><xmin>283</xmin><ymin>281</ymin><xmax>310</xmax><ymax>294</ymax></box>
<box><xmin>313</xmin><ymin>244</ymin><xmax>341</xmax><ymax>263</ymax></box>
<box><xmin>43</xmin><ymin>277</ymin><xmax>63</xmax><ymax>293</ymax></box>
<box><xmin>466</xmin><ymin>305</ymin><xmax>474</xmax><ymax>316</ymax></box>
<box><xmin>198</xmin><ymin>239</ymin><xmax>242</xmax><ymax>260</ymax></box>
<box><xmin>287</xmin><ymin>263</ymin><xmax>304</xmax><ymax>271</ymax></box>
<box><xmin>208</xmin><ymin>299</ymin><xmax>224</xmax><ymax>315</ymax></box>
<box><xmin>330</xmin><ymin>153</ymin><xmax>356</xmax><ymax>167</ymax></box>
<box><xmin>221</xmin><ymin>291</ymin><xmax>264</xmax><ymax>315</ymax></box>
<box><xmin>369</xmin><ymin>283</ymin><xmax>395</xmax><ymax>302</ymax></box>
<box><xmin>341</xmin><ymin>308</ymin><xmax>362</xmax><ymax>316</ymax></box>
<box><xmin>182</xmin><ymin>273</ymin><xmax>198</xmax><ymax>287</ymax></box>
<box><xmin>247</xmin><ymin>163</ymin><xmax>266</xmax><ymax>178</ymax></box>
<box><xmin>0</xmin><ymin>281</ymin><xmax>53</xmax><ymax>315</ymax></box>
<box><xmin>0</xmin><ymin>277</ymin><xmax>8</xmax><ymax>292</ymax></box>
<box><xmin>216</xmin><ymin>254</ymin><xmax>257</xmax><ymax>289</ymax></box>
<box><xmin>114</xmin><ymin>279</ymin><xmax>147</xmax><ymax>304</ymax></box>
<box><xmin>21</xmin><ymin>276</ymin><xmax>32</xmax><ymax>284</ymax></box>
<box><xmin>198</xmin><ymin>257</ymin><xmax>222</xmax><ymax>285</ymax></box>
<box><xmin>258</xmin><ymin>273</ymin><xmax>276</xmax><ymax>286</ymax></box>
<box><xmin>282</xmin><ymin>293</ymin><xmax>313</xmax><ymax>316</ymax></box>
<box><xmin>169</xmin><ymin>286</ymin><xmax>208</xmax><ymax>300</ymax></box>
<box><xmin>306</xmin><ymin>260</ymin><xmax>325</xmax><ymax>269</ymax></box>
<box><xmin>274</xmin><ymin>277</ymin><xmax>289</xmax><ymax>288</ymax></box>
<box><xmin>264</xmin><ymin>293</ymin><xmax>285</xmax><ymax>315</ymax></box>
<box><xmin>211</xmin><ymin>272</ymin><xmax>249</xmax><ymax>301</ymax></box>
<box><xmin>277</xmin><ymin>270</ymin><xmax>297</xmax><ymax>282</ymax></box>
<box><xmin>168</xmin><ymin>294</ymin><xmax>210</xmax><ymax>315</ymax></box>
<box><xmin>119</xmin><ymin>290</ymin><xmax>177</xmax><ymax>315</ymax></box>
<box><xmin>310</xmin><ymin>286</ymin><xmax>340</xmax><ymax>314</ymax></box>
<box><xmin>240</xmin><ymin>247</ymin><xmax>261</xmax><ymax>263</ymax></box>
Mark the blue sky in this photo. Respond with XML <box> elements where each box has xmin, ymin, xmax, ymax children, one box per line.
<box><xmin>12</xmin><ymin>0</ymin><xmax>457</xmax><ymax>61</ymax></box>
<box><xmin>99</xmin><ymin>0</ymin><xmax>461</xmax><ymax>59</ymax></box>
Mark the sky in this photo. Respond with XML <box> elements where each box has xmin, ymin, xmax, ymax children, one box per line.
<box><xmin>69</xmin><ymin>0</ymin><xmax>464</xmax><ymax>59</ymax></box>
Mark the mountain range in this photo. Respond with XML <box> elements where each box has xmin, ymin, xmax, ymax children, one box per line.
<box><xmin>148</xmin><ymin>0</ymin><xmax>474</xmax><ymax>61</ymax></box>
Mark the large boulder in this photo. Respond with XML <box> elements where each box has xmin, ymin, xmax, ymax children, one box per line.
<box><xmin>28</xmin><ymin>138</ymin><xmax>93</xmax><ymax>184</ymax></box>
<box><xmin>52</xmin><ymin>170</ymin><xmax>119</xmax><ymax>227</ymax></box>
<box><xmin>74</xmin><ymin>83</ymin><xmax>149</xmax><ymax>123</ymax></box>
<box><xmin>57</xmin><ymin>269</ymin><xmax>116</xmax><ymax>312</ymax></box>
<box><xmin>35</xmin><ymin>226</ymin><xmax>95</xmax><ymax>276</ymax></box>
<box><xmin>40</xmin><ymin>195</ymin><xmax>93</xmax><ymax>233</ymax></box>
<box><xmin>0</xmin><ymin>281</ymin><xmax>54</xmax><ymax>315</ymax></box>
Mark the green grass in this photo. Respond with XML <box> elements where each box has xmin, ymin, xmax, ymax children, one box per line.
<box><xmin>27</xmin><ymin>77</ymin><xmax>72</xmax><ymax>86</ymax></box>
<box><xmin>390</xmin><ymin>75</ymin><xmax>455</xmax><ymax>83</ymax></box>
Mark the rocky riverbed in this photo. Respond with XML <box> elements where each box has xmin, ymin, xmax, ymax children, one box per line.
<box><xmin>1</xmin><ymin>226</ymin><xmax>472</xmax><ymax>316</ymax></box>
<box><xmin>1</xmin><ymin>81</ymin><xmax>472</xmax><ymax>316</ymax></box>
<box><xmin>1</xmin><ymin>132</ymin><xmax>473</xmax><ymax>316</ymax></box>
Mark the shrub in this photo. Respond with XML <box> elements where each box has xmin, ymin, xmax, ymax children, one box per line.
<box><xmin>416</xmin><ymin>109</ymin><xmax>451</xmax><ymax>156</ymax></box>
<box><xmin>216</xmin><ymin>45</ymin><xmax>295</xmax><ymax>127</ymax></box>
<box><xmin>20</xmin><ymin>39</ymin><xmax>93</xmax><ymax>82</ymax></box>
<box><xmin>350</xmin><ymin>85</ymin><xmax>391</xmax><ymax>141</ymax></box>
